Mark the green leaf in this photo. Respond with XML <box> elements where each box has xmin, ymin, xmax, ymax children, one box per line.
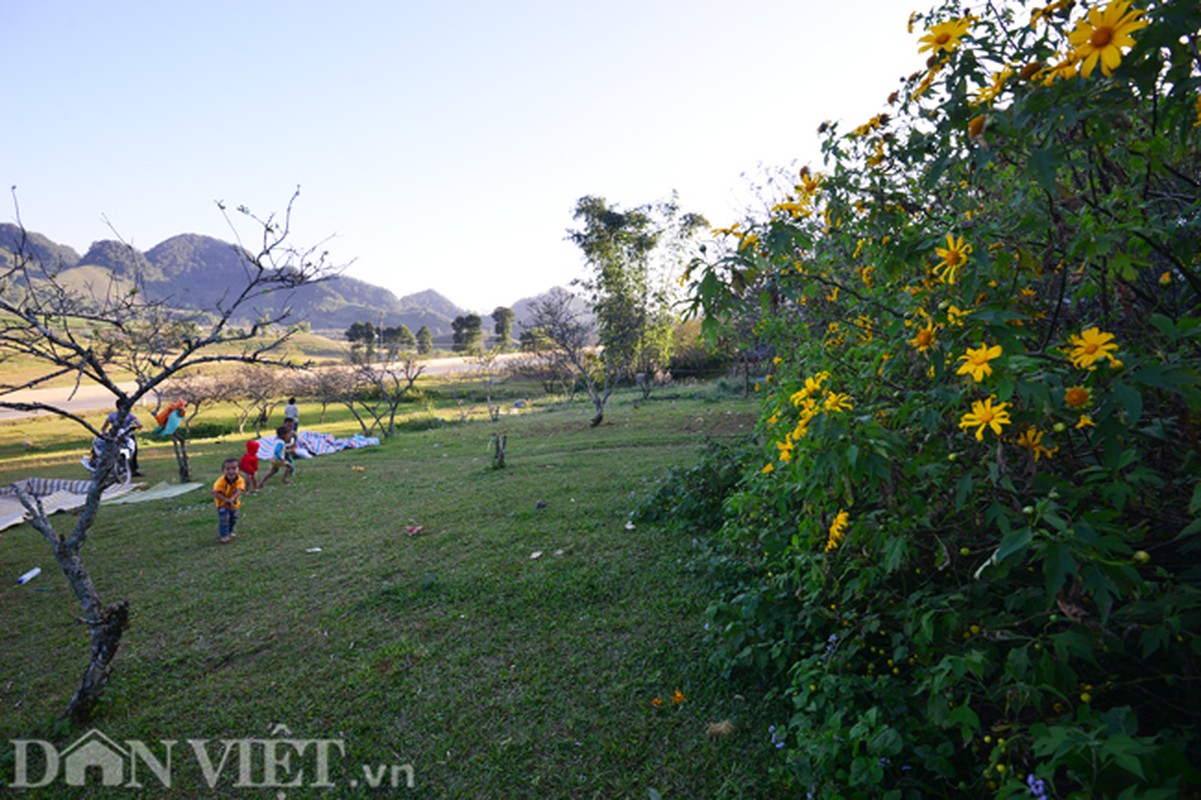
<box><xmin>1104</xmin><ymin>735</ymin><xmax>1147</xmax><ymax>779</ymax></box>
<box><xmin>1043</xmin><ymin>541</ymin><xmax>1076</xmax><ymax>599</ymax></box>
<box><xmin>1028</xmin><ymin>147</ymin><xmax>1061</xmax><ymax>193</ymax></box>
<box><xmin>1112</xmin><ymin>384</ymin><xmax>1143</xmax><ymax>426</ymax></box>
<box><xmin>947</xmin><ymin>703</ymin><xmax>980</xmax><ymax>740</ymax></box>
<box><xmin>955</xmin><ymin>473</ymin><xmax>973</xmax><ymax>510</ymax></box>
<box><xmin>1148</xmin><ymin>313</ymin><xmax>1177</xmax><ymax>340</ymax></box>
<box><xmin>996</xmin><ymin>526</ymin><xmax>1033</xmax><ymax>565</ymax></box>
<box><xmin>1188</xmin><ymin>481</ymin><xmax>1201</xmax><ymax>516</ymax></box>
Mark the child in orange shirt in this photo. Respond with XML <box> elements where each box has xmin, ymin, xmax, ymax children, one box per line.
<box><xmin>212</xmin><ymin>458</ymin><xmax>245</xmax><ymax>543</ymax></box>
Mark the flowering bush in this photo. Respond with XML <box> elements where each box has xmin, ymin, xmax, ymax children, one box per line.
<box><xmin>682</xmin><ymin>0</ymin><xmax>1201</xmax><ymax>796</ymax></box>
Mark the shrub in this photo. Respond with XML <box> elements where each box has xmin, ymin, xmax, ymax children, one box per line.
<box><xmin>683</xmin><ymin>1</ymin><xmax>1201</xmax><ymax>796</ymax></box>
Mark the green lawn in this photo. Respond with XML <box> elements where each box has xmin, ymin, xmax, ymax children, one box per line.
<box><xmin>0</xmin><ymin>380</ymin><xmax>779</xmax><ymax>798</ymax></box>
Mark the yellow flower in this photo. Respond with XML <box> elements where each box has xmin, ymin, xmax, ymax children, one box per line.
<box><xmin>849</xmin><ymin>114</ymin><xmax>889</xmax><ymax>138</ymax></box>
<box><xmin>971</xmin><ymin>67</ymin><xmax>1014</xmax><ymax>106</ymax></box>
<box><xmin>651</xmin><ymin>697</ymin><xmax>664</xmax><ymax>708</ymax></box>
<box><xmin>672</xmin><ymin>690</ymin><xmax>686</xmax><ymax>705</ymax></box>
<box><xmin>776</xmin><ymin>438</ymin><xmax>795</xmax><ymax>463</ymax></box>
<box><xmin>799</xmin><ymin>168</ymin><xmax>824</xmax><ymax>195</ymax></box>
<box><xmin>956</xmin><ymin>343</ymin><xmax>1003</xmax><ymax>382</ymax></box>
<box><xmin>823</xmin><ymin>392</ymin><xmax>854</xmax><ymax>413</ymax></box>
<box><xmin>909</xmin><ymin>321</ymin><xmax>937</xmax><ymax>353</ymax></box>
<box><xmin>968</xmin><ymin>115</ymin><xmax>987</xmax><ymax>137</ymax></box>
<box><xmin>934</xmin><ymin>234</ymin><xmax>973</xmax><ymax>284</ymax></box>
<box><xmin>826</xmin><ymin>287</ymin><xmax>840</xmax><ymax>302</ymax></box>
<box><xmin>918</xmin><ymin>17</ymin><xmax>972</xmax><ymax>55</ymax></box>
<box><xmin>1030</xmin><ymin>0</ymin><xmax>1070</xmax><ymax>27</ymax></box>
<box><xmin>946</xmin><ymin>305</ymin><xmax>969</xmax><ymax>327</ymax></box>
<box><xmin>761</xmin><ymin>462</ymin><xmax>775</xmax><ymax>475</ymax></box>
<box><xmin>959</xmin><ymin>397</ymin><xmax>1012</xmax><ymax>441</ymax></box>
<box><xmin>913</xmin><ymin>62</ymin><xmax>944</xmax><ymax>99</ymax></box>
<box><xmin>790</xmin><ymin>373</ymin><xmax>830</xmax><ymax>405</ymax></box>
<box><xmin>1068</xmin><ymin>327</ymin><xmax>1119</xmax><ymax>369</ymax></box>
<box><xmin>772</xmin><ymin>199</ymin><xmax>810</xmax><ymax>220</ymax></box>
<box><xmin>1195</xmin><ymin>95</ymin><xmax>1201</xmax><ymax>127</ymax></box>
<box><xmin>1039</xmin><ymin>57</ymin><xmax>1079</xmax><ymax>85</ymax></box>
<box><xmin>1076</xmin><ymin>414</ymin><xmax>1096</xmax><ymax>429</ymax></box>
<box><xmin>1064</xmin><ymin>385</ymin><xmax>1091</xmax><ymax>409</ymax></box>
<box><xmin>825</xmin><ymin>510</ymin><xmax>850</xmax><ymax>553</ymax></box>
<box><xmin>1016</xmin><ymin>427</ymin><xmax>1057</xmax><ymax>461</ymax></box>
<box><xmin>1160</xmin><ymin>271</ymin><xmax>1172</xmax><ymax>285</ymax></box>
<box><xmin>1067</xmin><ymin>0</ymin><xmax>1149</xmax><ymax>79</ymax></box>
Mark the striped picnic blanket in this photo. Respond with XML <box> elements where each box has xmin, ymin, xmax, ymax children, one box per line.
<box><xmin>252</xmin><ymin>430</ymin><xmax>380</xmax><ymax>461</ymax></box>
<box><xmin>0</xmin><ymin>478</ymin><xmax>142</xmax><ymax>532</ymax></box>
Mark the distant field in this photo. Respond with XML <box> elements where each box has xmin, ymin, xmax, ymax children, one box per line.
<box><xmin>0</xmin><ymin>378</ymin><xmax>779</xmax><ymax>798</ymax></box>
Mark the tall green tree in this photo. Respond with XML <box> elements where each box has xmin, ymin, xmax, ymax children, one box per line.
<box><xmin>381</xmin><ymin>323</ymin><xmax>415</xmax><ymax>357</ymax></box>
<box><xmin>416</xmin><ymin>325</ymin><xmax>434</xmax><ymax>355</ymax></box>
<box><xmin>492</xmin><ymin>306</ymin><xmax>516</xmax><ymax>350</ymax></box>
<box><xmin>566</xmin><ymin>193</ymin><xmax>706</xmax><ymax>424</ymax></box>
<box><xmin>451</xmin><ymin>313</ymin><xmax>484</xmax><ymax>353</ymax></box>
<box><xmin>345</xmin><ymin>321</ymin><xmax>376</xmax><ymax>360</ymax></box>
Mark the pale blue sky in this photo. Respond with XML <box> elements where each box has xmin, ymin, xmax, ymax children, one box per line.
<box><xmin>5</xmin><ymin>1</ymin><xmax>923</xmax><ymax>312</ymax></box>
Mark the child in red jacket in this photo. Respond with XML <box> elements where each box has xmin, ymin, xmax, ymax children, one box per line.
<box><xmin>239</xmin><ymin>440</ymin><xmax>260</xmax><ymax>495</ymax></box>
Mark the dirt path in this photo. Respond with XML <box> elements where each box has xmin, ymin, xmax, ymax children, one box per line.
<box><xmin>0</xmin><ymin>383</ymin><xmax>140</xmax><ymax>423</ymax></box>
<box><xmin>0</xmin><ymin>353</ymin><xmax>527</xmax><ymax>423</ymax></box>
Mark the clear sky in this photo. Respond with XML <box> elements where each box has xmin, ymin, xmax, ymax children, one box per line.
<box><xmin>5</xmin><ymin>0</ymin><xmax>924</xmax><ymax>313</ymax></box>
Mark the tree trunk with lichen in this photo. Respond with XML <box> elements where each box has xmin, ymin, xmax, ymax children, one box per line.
<box><xmin>172</xmin><ymin>431</ymin><xmax>191</xmax><ymax>482</ymax></box>
<box><xmin>15</xmin><ymin>472</ymin><xmax>130</xmax><ymax>722</ymax></box>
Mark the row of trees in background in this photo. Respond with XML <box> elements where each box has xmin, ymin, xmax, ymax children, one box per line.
<box><xmin>344</xmin><ymin>306</ymin><xmax>518</xmax><ymax>358</ymax></box>
<box><xmin>344</xmin><ymin>320</ymin><xmax>433</xmax><ymax>359</ymax></box>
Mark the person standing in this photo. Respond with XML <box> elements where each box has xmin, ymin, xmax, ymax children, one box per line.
<box><xmin>212</xmin><ymin>458</ymin><xmax>245</xmax><ymax>543</ymax></box>
<box><xmin>283</xmin><ymin>397</ymin><xmax>299</xmax><ymax>433</ymax></box>
<box><xmin>239</xmin><ymin>440</ymin><xmax>261</xmax><ymax>494</ymax></box>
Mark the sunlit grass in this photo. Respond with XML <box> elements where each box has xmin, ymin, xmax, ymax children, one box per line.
<box><xmin>0</xmin><ymin>379</ymin><xmax>776</xmax><ymax>797</ymax></box>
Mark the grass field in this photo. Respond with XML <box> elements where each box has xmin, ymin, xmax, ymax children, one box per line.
<box><xmin>0</xmin><ymin>379</ymin><xmax>779</xmax><ymax>798</ymax></box>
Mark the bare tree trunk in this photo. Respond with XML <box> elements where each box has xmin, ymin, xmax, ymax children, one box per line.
<box><xmin>172</xmin><ymin>433</ymin><xmax>191</xmax><ymax>482</ymax></box>
<box><xmin>15</xmin><ymin>479</ymin><xmax>129</xmax><ymax>722</ymax></box>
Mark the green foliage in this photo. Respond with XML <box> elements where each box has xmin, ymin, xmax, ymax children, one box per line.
<box><xmin>492</xmin><ymin>305</ymin><xmax>516</xmax><ymax>350</ymax></box>
<box><xmin>681</xmin><ymin>1</ymin><xmax>1201</xmax><ymax>796</ymax></box>
<box><xmin>635</xmin><ymin>436</ymin><xmax>755</xmax><ymax>533</ymax></box>
<box><xmin>570</xmin><ymin>193</ymin><xmax>707</xmax><ymax>383</ymax></box>
<box><xmin>451</xmin><ymin>313</ymin><xmax>484</xmax><ymax>352</ymax></box>
<box><xmin>416</xmin><ymin>324</ymin><xmax>434</xmax><ymax>354</ymax></box>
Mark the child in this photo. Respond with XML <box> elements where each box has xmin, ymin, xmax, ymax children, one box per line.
<box><xmin>239</xmin><ymin>440</ymin><xmax>260</xmax><ymax>494</ymax></box>
<box><xmin>283</xmin><ymin>397</ymin><xmax>299</xmax><ymax>433</ymax></box>
<box><xmin>259</xmin><ymin>426</ymin><xmax>295</xmax><ymax>487</ymax></box>
<box><xmin>212</xmin><ymin>458</ymin><xmax>245</xmax><ymax>543</ymax></box>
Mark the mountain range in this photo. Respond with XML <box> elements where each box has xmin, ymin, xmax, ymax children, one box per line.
<box><xmin>0</xmin><ymin>225</ymin><xmax>577</xmax><ymax>339</ymax></box>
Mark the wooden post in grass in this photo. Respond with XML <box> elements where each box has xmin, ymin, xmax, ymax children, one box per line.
<box><xmin>491</xmin><ymin>433</ymin><xmax>507</xmax><ymax>469</ymax></box>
